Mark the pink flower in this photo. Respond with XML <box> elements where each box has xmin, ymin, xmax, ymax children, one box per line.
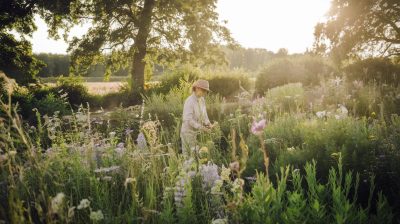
<box><xmin>251</xmin><ymin>119</ymin><xmax>266</xmax><ymax>135</ymax></box>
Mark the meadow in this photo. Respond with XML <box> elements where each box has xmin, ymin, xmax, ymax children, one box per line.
<box><xmin>1</xmin><ymin>59</ymin><xmax>400</xmax><ymax>223</ymax></box>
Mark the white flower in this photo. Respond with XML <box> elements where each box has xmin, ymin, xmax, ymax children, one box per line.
<box><xmin>212</xmin><ymin>218</ymin><xmax>228</xmax><ymax>224</ymax></box>
<box><xmin>77</xmin><ymin>199</ymin><xmax>90</xmax><ymax>210</ymax></box>
<box><xmin>231</xmin><ymin>178</ymin><xmax>244</xmax><ymax>193</ymax></box>
<box><xmin>338</xmin><ymin>104</ymin><xmax>348</xmax><ymax>115</ymax></box>
<box><xmin>101</xmin><ymin>176</ymin><xmax>112</xmax><ymax>181</ymax></box>
<box><xmin>90</xmin><ymin>210</ymin><xmax>104</xmax><ymax>221</ymax></box>
<box><xmin>199</xmin><ymin>162</ymin><xmax>220</xmax><ymax>189</ymax></box>
<box><xmin>51</xmin><ymin>192</ymin><xmax>65</xmax><ymax>214</ymax></box>
<box><xmin>109</xmin><ymin>131</ymin><xmax>116</xmax><ymax>137</ymax></box>
<box><xmin>8</xmin><ymin>151</ymin><xmax>17</xmax><ymax>157</ymax></box>
<box><xmin>220</xmin><ymin>165</ymin><xmax>231</xmax><ymax>182</ymax></box>
<box><xmin>333</xmin><ymin>76</ymin><xmax>342</xmax><ymax>86</ymax></box>
<box><xmin>68</xmin><ymin>206</ymin><xmax>76</xmax><ymax>218</ymax></box>
<box><xmin>316</xmin><ymin>111</ymin><xmax>326</xmax><ymax>118</ymax></box>
<box><xmin>287</xmin><ymin>147</ymin><xmax>295</xmax><ymax>152</ymax></box>
<box><xmin>94</xmin><ymin>166</ymin><xmax>120</xmax><ymax>174</ymax></box>
<box><xmin>211</xmin><ymin>179</ymin><xmax>223</xmax><ymax>194</ymax></box>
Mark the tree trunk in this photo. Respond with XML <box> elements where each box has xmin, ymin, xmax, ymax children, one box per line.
<box><xmin>131</xmin><ymin>0</ymin><xmax>155</xmax><ymax>96</ymax></box>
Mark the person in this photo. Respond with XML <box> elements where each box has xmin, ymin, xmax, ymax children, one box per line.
<box><xmin>180</xmin><ymin>79</ymin><xmax>214</xmax><ymax>156</ymax></box>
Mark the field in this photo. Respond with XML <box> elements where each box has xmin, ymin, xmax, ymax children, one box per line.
<box><xmin>2</xmin><ymin>71</ymin><xmax>400</xmax><ymax>223</ymax></box>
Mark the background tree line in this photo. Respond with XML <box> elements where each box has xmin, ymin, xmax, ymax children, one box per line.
<box><xmin>35</xmin><ymin>47</ymin><xmax>288</xmax><ymax>77</ymax></box>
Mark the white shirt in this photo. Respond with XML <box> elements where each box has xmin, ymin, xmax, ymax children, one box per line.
<box><xmin>181</xmin><ymin>93</ymin><xmax>211</xmax><ymax>136</ymax></box>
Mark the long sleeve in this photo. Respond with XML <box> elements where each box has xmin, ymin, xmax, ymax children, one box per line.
<box><xmin>182</xmin><ymin>99</ymin><xmax>202</xmax><ymax>130</ymax></box>
<box><xmin>200</xmin><ymin>97</ymin><xmax>211</xmax><ymax>126</ymax></box>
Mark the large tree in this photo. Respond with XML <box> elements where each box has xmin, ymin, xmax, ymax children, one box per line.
<box><xmin>63</xmin><ymin>0</ymin><xmax>235</xmax><ymax>95</ymax></box>
<box><xmin>0</xmin><ymin>0</ymin><xmax>74</xmax><ymax>84</ymax></box>
<box><xmin>314</xmin><ymin>0</ymin><xmax>400</xmax><ymax>63</ymax></box>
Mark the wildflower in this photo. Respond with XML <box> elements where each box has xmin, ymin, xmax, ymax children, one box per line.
<box><xmin>199</xmin><ymin>162</ymin><xmax>220</xmax><ymax>189</ymax></box>
<box><xmin>353</xmin><ymin>80</ymin><xmax>363</xmax><ymax>88</ymax></box>
<box><xmin>316</xmin><ymin>111</ymin><xmax>326</xmax><ymax>118</ymax></box>
<box><xmin>109</xmin><ymin>131</ymin><xmax>116</xmax><ymax>137</ymax></box>
<box><xmin>199</xmin><ymin>146</ymin><xmax>209</xmax><ymax>155</ymax></box>
<box><xmin>229</xmin><ymin>161</ymin><xmax>240</xmax><ymax>173</ymax></box>
<box><xmin>337</xmin><ymin>104</ymin><xmax>348</xmax><ymax>115</ymax></box>
<box><xmin>244</xmin><ymin>176</ymin><xmax>256</xmax><ymax>182</ymax></box>
<box><xmin>220</xmin><ymin>165</ymin><xmax>231</xmax><ymax>181</ymax></box>
<box><xmin>8</xmin><ymin>151</ymin><xmax>17</xmax><ymax>157</ymax></box>
<box><xmin>0</xmin><ymin>154</ymin><xmax>8</xmax><ymax>163</ymax></box>
<box><xmin>117</xmin><ymin>142</ymin><xmax>125</xmax><ymax>148</ymax></box>
<box><xmin>371</xmin><ymin>112</ymin><xmax>376</xmax><ymax>118</ymax></box>
<box><xmin>287</xmin><ymin>147</ymin><xmax>295</xmax><ymax>152</ymax></box>
<box><xmin>333</xmin><ymin>76</ymin><xmax>342</xmax><ymax>86</ymax></box>
<box><xmin>174</xmin><ymin>175</ymin><xmax>188</xmax><ymax>208</ymax></box>
<box><xmin>231</xmin><ymin>178</ymin><xmax>244</xmax><ymax>193</ymax></box>
<box><xmin>94</xmin><ymin>165</ymin><xmax>120</xmax><ymax>174</ymax></box>
<box><xmin>101</xmin><ymin>176</ymin><xmax>112</xmax><ymax>181</ymax></box>
<box><xmin>51</xmin><ymin>192</ymin><xmax>65</xmax><ymax>214</ymax></box>
<box><xmin>77</xmin><ymin>199</ymin><xmax>90</xmax><ymax>210</ymax></box>
<box><xmin>90</xmin><ymin>210</ymin><xmax>104</xmax><ymax>221</ymax></box>
<box><xmin>211</xmin><ymin>179</ymin><xmax>224</xmax><ymax>194</ymax></box>
<box><xmin>125</xmin><ymin>128</ymin><xmax>133</xmax><ymax>135</ymax></box>
<box><xmin>68</xmin><ymin>206</ymin><xmax>75</xmax><ymax>219</ymax></box>
<box><xmin>212</xmin><ymin>218</ymin><xmax>228</xmax><ymax>224</ymax></box>
<box><xmin>183</xmin><ymin>158</ymin><xmax>195</xmax><ymax>172</ymax></box>
<box><xmin>251</xmin><ymin>119</ymin><xmax>266</xmax><ymax>135</ymax></box>
<box><xmin>136</xmin><ymin>132</ymin><xmax>148</xmax><ymax>150</ymax></box>
<box><xmin>199</xmin><ymin>158</ymin><xmax>208</xmax><ymax>164</ymax></box>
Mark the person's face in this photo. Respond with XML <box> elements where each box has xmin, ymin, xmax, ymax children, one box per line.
<box><xmin>194</xmin><ymin>87</ymin><xmax>208</xmax><ymax>97</ymax></box>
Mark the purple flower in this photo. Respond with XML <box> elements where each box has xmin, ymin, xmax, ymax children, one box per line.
<box><xmin>251</xmin><ymin>119</ymin><xmax>266</xmax><ymax>135</ymax></box>
<box><xmin>136</xmin><ymin>132</ymin><xmax>147</xmax><ymax>150</ymax></box>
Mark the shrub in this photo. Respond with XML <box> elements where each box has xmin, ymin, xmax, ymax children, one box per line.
<box><xmin>52</xmin><ymin>75</ymin><xmax>90</xmax><ymax>108</ymax></box>
<box><xmin>208</xmin><ymin>74</ymin><xmax>251</xmax><ymax>99</ymax></box>
<box><xmin>344</xmin><ymin>58</ymin><xmax>400</xmax><ymax>86</ymax></box>
<box><xmin>263</xmin><ymin>83</ymin><xmax>306</xmax><ymax>116</ymax></box>
<box><xmin>255</xmin><ymin>56</ymin><xmax>335</xmax><ymax>95</ymax></box>
<box><xmin>35</xmin><ymin>92</ymin><xmax>69</xmax><ymax>116</ymax></box>
<box><xmin>149</xmin><ymin>65</ymin><xmax>200</xmax><ymax>95</ymax></box>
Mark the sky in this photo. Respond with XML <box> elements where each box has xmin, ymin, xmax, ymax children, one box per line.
<box><xmin>30</xmin><ymin>0</ymin><xmax>332</xmax><ymax>54</ymax></box>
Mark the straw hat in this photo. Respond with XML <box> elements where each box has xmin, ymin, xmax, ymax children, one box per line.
<box><xmin>192</xmin><ymin>79</ymin><xmax>211</xmax><ymax>92</ymax></box>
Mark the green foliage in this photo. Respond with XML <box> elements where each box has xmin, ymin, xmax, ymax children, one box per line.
<box><xmin>344</xmin><ymin>58</ymin><xmax>400</xmax><ymax>86</ymax></box>
<box><xmin>238</xmin><ymin>161</ymin><xmax>392</xmax><ymax>223</ymax></box>
<box><xmin>53</xmin><ymin>75</ymin><xmax>90</xmax><ymax>108</ymax></box>
<box><xmin>149</xmin><ymin>66</ymin><xmax>200</xmax><ymax>95</ymax></box>
<box><xmin>0</xmin><ymin>81</ymin><xmax>399</xmax><ymax>223</ymax></box>
<box><xmin>65</xmin><ymin>0</ymin><xmax>234</xmax><ymax>92</ymax></box>
<box><xmin>208</xmin><ymin>73</ymin><xmax>251</xmax><ymax>99</ymax></box>
<box><xmin>0</xmin><ymin>0</ymin><xmax>75</xmax><ymax>85</ymax></box>
<box><xmin>0</xmin><ymin>32</ymin><xmax>43</xmax><ymax>85</ymax></box>
<box><xmin>223</xmin><ymin>46</ymin><xmax>275</xmax><ymax>71</ymax></box>
<box><xmin>314</xmin><ymin>0</ymin><xmax>400</xmax><ymax>61</ymax></box>
<box><xmin>264</xmin><ymin>83</ymin><xmax>305</xmax><ymax>115</ymax></box>
<box><xmin>35</xmin><ymin>93</ymin><xmax>69</xmax><ymax>116</ymax></box>
<box><xmin>255</xmin><ymin>56</ymin><xmax>335</xmax><ymax>94</ymax></box>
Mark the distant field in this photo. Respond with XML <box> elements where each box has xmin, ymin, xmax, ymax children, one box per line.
<box><xmin>41</xmin><ymin>76</ymin><xmax>129</xmax><ymax>83</ymax></box>
<box><xmin>46</xmin><ymin>81</ymin><xmax>124</xmax><ymax>95</ymax></box>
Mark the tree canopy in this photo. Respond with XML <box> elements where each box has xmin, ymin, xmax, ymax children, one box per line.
<box><xmin>62</xmin><ymin>0</ymin><xmax>235</xmax><ymax>94</ymax></box>
<box><xmin>0</xmin><ymin>0</ymin><xmax>74</xmax><ymax>84</ymax></box>
<box><xmin>314</xmin><ymin>0</ymin><xmax>400</xmax><ymax>62</ymax></box>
